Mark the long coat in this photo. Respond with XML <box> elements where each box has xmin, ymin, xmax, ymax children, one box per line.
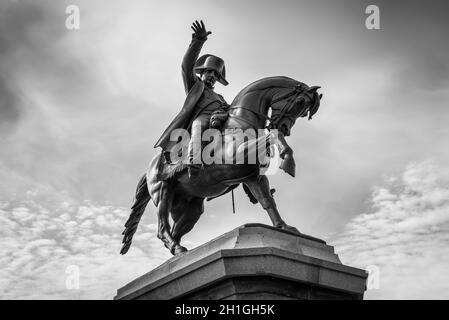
<box><xmin>154</xmin><ymin>37</ymin><xmax>213</xmax><ymax>150</ymax></box>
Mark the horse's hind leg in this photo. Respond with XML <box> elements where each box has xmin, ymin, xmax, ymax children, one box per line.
<box><xmin>171</xmin><ymin>197</ymin><xmax>204</xmax><ymax>246</ymax></box>
<box><xmin>244</xmin><ymin>175</ymin><xmax>301</xmax><ymax>235</ymax></box>
<box><xmin>156</xmin><ymin>181</ymin><xmax>186</xmax><ymax>255</ymax></box>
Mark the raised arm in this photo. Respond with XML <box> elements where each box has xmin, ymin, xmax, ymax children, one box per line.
<box><xmin>182</xmin><ymin>20</ymin><xmax>212</xmax><ymax>94</ymax></box>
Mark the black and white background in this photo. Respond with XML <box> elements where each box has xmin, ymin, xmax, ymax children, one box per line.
<box><xmin>1</xmin><ymin>0</ymin><xmax>448</xmax><ymax>299</ymax></box>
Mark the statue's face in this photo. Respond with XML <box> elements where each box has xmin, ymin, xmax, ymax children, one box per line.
<box><xmin>201</xmin><ymin>69</ymin><xmax>218</xmax><ymax>88</ymax></box>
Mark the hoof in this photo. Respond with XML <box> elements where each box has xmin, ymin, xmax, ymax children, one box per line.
<box><xmin>276</xmin><ymin>223</ymin><xmax>301</xmax><ymax>235</ymax></box>
<box><xmin>171</xmin><ymin>244</ymin><xmax>188</xmax><ymax>255</ymax></box>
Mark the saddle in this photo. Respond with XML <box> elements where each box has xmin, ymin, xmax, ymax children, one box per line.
<box><xmin>156</xmin><ymin>107</ymin><xmax>229</xmax><ymax>181</ymax></box>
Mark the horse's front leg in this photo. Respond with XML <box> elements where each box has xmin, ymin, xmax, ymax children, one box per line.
<box><xmin>244</xmin><ymin>175</ymin><xmax>301</xmax><ymax>235</ymax></box>
<box><xmin>274</xmin><ymin>131</ymin><xmax>296</xmax><ymax>177</ymax></box>
<box><xmin>156</xmin><ymin>181</ymin><xmax>187</xmax><ymax>255</ymax></box>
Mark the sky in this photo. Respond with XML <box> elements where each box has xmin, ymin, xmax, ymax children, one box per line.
<box><xmin>0</xmin><ymin>0</ymin><xmax>448</xmax><ymax>299</ymax></box>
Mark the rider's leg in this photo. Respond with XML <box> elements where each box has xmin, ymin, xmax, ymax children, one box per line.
<box><xmin>188</xmin><ymin>115</ymin><xmax>210</xmax><ymax>176</ymax></box>
<box><xmin>244</xmin><ymin>175</ymin><xmax>301</xmax><ymax>234</ymax></box>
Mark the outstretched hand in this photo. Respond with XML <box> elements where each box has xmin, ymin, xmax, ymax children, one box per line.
<box><xmin>191</xmin><ymin>20</ymin><xmax>211</xmax><ymax>40</ymax></box>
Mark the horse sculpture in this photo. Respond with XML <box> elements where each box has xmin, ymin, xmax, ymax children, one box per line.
<box><xmin>120</xmin><ymin>76</ymin><xmax>322</xmax><ymax>255</ymax></box>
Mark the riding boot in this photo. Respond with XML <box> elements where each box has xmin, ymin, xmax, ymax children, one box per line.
<box><xmin>188</xmin><ymin>162</ymin><xmax>201</xmax><ymax>178</ymax></box>
<box><xmin>188</xmin><ymin>115</ymin><xmax>209</xmax><ymax>179</ymax></box>
<box><xmin>187</xmin><ymin>135</ymin><xmax>202</xmax><ymax>179</ymax></box>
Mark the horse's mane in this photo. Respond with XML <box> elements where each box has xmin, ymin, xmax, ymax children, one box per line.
<box><xmin>232</xmin><ymin>76</ymin><xmax>302</xmax><ymax>105</ymax></box>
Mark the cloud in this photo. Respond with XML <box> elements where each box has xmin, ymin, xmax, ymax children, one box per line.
<box><xmin>0</xmin><ymin>0</ymin><xmax>168</xmax><ymax>205</ymax></box>
<box><xmin>0</xmin><ymin>1</ymin><xmax>56</xmax><ymax>130</ymax></box>
<box><xmin>0</xmin><ymin>185</ymin><xmax>171</xmax><ymax>299</ymax></box>
<box><xmin>0</xmin><ymin>76</ymin><xmax>21</xmax><ymax>129</ymax></box>
<box><xmin>333</xmin><ymin>160</ymin><xmax>449</xmax><ymax>299</ymax></box>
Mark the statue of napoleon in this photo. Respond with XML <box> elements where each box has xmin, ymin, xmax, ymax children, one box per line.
<box><xmin>120</xmin><ymin>20</ymin><xmax>322</xmax><ymax>255</ymax></box>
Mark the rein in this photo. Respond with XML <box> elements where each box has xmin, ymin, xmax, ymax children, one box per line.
<box><xmin>228</xmin><ymin>85</ymin><xmax>304</xmax><ymax>130</ymax></box>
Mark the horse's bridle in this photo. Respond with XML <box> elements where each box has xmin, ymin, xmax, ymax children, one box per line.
<box><xmin>228</xmin><ymin>84</ymin><xmax>311</xmax><ymax>131</ymax></box>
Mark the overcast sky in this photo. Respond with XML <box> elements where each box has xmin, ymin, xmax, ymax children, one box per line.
<box><xmin>1</xmin><ymin>0</ymin><xmax>448</xmax><ymax>299</ymax></box>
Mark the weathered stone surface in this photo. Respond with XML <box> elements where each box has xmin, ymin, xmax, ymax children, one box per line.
<box><xmin>115</xmin><ymin>224</ymin><xmax>367</xmax><ymax>300</ymax></box>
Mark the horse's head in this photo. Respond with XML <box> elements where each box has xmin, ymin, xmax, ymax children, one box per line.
<box><xmin>269</xmin><ymin>83</ymin><xmax>322</xmax><ymax>136</ymax></box>
<box><xmin>228</xmin><ymin>77</ymin><xmax>322</xmax><ymax>177</ymax></box>
<box><xmin>266</xmin><ymin>82</ymin><xmax>322</xmax><ymax>177</ymax></box>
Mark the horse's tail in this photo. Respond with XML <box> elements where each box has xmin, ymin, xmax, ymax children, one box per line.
<box><xmin>120</xmin><ymin>173</ymin><xmax>151</xmax><ymax>255</ymax></box>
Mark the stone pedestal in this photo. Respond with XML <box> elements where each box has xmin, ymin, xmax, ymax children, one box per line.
<box><xmin>115</xmin><ymin>224</ymin><xmax>367</xmax><ymax>300</ymax></box>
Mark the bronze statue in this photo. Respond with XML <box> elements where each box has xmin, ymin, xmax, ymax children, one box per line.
<box><xmin>120</xmin><ymin>20</ymin><xmax>322</xmax><ymax>256</ymax></box>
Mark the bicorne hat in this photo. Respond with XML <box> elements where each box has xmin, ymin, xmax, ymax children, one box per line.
<box><xmin>194</xmin><ymin>54</ymin><xmax>228</xmax><ymax>86</ymax></box>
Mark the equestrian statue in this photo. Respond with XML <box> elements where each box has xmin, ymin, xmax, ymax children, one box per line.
<box><xmin>120</xmin><ymin>20</ymin><xmax>322</xmax><ymax>256</ymax></box>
